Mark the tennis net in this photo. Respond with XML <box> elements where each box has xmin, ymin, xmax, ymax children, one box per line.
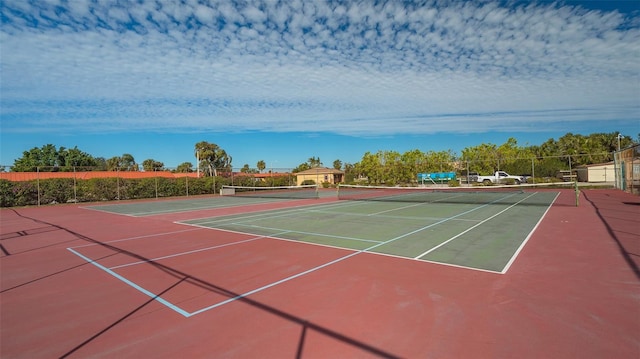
<box><xmin>337</xmin><ymin>182</ymin><xmax>576</xmax><ymax>206</ymax></box>
<box><xmin>221</xmin><ymin>185</ymin><xmax>319</xmax><ymax>199</ymax></box>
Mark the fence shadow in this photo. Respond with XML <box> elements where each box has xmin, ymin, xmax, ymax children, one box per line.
<box><xmin>581</xmin><ymin>191</ymin><xmax>640</xmax><ymax>280</ymax></box>
<box><xmin>9</xmin><ymin>210</ymin><xmax>401</xmax><ymax>359</ymax></box>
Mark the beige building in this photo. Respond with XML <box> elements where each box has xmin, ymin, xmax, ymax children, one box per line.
<box><xmin>295</xmin><ymin>167</ymin><xmax>344</xmax><ymax>186</ymax></box>
<box><xmin>576</xmin><ymin>162</ymin><xmax>616</xmax><ymax>183</ymax></box>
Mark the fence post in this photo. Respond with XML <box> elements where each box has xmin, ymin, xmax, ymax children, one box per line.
<box><xmin>155</xmin><ymin>169</ymin><xmax>159</xmax><ymax>199</ymax></box>
<box><xmin>117</xmin><ymin>168</ymin><xmax>120</xmax><ymax>200</ymax></box>
<box><xmin>37</xmin><ymin>166</ymin><xmax>41</xmax><ymax>206</ymax></box>
<box><xmin>73</xmin><ymin>166</ymin><xmax>77</xmax><ymax>203</ymax></box>
<box><xmin>531</xmin><ymin>158</ymin><xmax>535</xmax><ymax>184</ymax></box>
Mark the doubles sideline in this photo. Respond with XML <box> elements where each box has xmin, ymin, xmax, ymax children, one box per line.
<box><xmin>68</xmin><ymin>191</ymin><xmax>552</xmax><ymax>317</ymax></box>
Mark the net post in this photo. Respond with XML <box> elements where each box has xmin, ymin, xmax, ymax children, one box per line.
<box><xmin>574</xmin><ymin>180</ymin><xmax>579</xmax><ymax>207</ymax></box>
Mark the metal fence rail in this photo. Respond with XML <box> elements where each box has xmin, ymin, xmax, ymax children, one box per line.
<box><xmin>3</xmin><ymin>149</ymin><xmax>638</xmax><ymax>207</ymax></box>
<box><xmin>0</xmin><ymin>168</ymin><xmax>297</xmax><ymax>207</ymax></box>
<box><xmin>614</xmin><ymin>144</ymin><xmax>640</xmax><ymax>195</ymax></box>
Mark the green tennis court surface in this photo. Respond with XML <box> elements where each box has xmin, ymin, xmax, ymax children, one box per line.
<box><xmin>181</xmin><ymin>190</ymin><xmax>560</xmax><ymax>273</ymax></box>
<box><xmin>85</xmin><ymin>196</ymin><xmax>299</xmax><ymax>216</ymax></box>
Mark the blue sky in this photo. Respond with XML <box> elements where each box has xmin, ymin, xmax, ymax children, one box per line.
<box><xmin>1</xmin><ymin>0</ymin><xmax>639</xmax><ymax>170</ymax></box>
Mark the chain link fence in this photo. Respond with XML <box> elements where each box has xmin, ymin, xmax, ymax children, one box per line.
<box><xmin>614</xmin><ymin>144</ymin><xmax>640</xmax><ymax>195</ymax></box>
<box><xmin>352</xmin><ymin>153</ymin><xmax>616</xmax><ymax>186</ymax></box>
<box><xmin>1</xmin><ymin>150</ymin><xmax>637</xmax><ymax>207</ymax></box>
<box><xmin>0</xmin><ymin>167</ymin><xmax>296</xmax><ymax>207</ymax></box>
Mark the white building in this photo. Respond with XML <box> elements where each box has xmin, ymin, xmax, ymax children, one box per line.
<box><xmin>576</xmin><ymin>162</ymin><xmax>616</xmax><ymax>183</ymax></box>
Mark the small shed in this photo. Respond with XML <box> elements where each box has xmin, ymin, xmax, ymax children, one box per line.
<box><xmin>295</xmin><ymin>167</ymin><xmax>344</xmax><ymax>186</ymax></box>
<box><xmin>576</xmin><ymin>162</ymin><xmax>616</xmax><ymax>182</ymax></box>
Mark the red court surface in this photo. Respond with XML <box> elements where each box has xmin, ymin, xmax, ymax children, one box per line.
<box><xmin>1</xmin><ymin>189</ymin><xmax>638</xmax><ymax>358</ymax></box>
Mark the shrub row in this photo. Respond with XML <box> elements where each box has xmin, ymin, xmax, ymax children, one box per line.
<box><xmin>0</xmin><ymin>175</ymin><xmax>294</xmax><ymax>207</ymax></box>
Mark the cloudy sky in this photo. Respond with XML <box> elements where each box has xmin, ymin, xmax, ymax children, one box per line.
<box><xmin>1</xmin><ymin>0</ymin><xmax>638</xmax><ymax>169</ymax></box>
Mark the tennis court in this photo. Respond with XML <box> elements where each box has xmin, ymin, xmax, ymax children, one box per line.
<box><xmin>179</xmin><ymin>187</ymin><xmax>560</xmax><ymax>273</ymax></box>
<box><xmin>2</xmin><ymin>185</ymin><xmax>638</xmax><ymax>358</ymax></box>
<box><xmin>63</xmin><ymin>185</ymin><xmax>559</xmax><ymax>320</ymax></box>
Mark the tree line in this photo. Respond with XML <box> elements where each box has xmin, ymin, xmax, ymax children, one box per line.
<box><xmin>5</xmin><ymin>132</ymin><xmax>636</xmax><ymax>184</ymax></box>
<box><xmin>350</xmin><ymin>133</ymin><xmax>635</xmax><ymax>185</ymax></box>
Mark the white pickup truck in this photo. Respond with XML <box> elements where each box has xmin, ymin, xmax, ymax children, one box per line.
<box><xmin>476</xmin><ymin>171</ymin><xmax>526</xmax><ymax>185</ymax></box>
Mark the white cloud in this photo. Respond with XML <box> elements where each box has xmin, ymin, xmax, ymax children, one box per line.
<box><xmin>1</xmin><ymin>0</ymin><xmax>638</xmax><ymax>137</ymax></box>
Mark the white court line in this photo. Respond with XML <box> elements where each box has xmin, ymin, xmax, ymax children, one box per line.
<box><xmin>131</xmin><ymin>198</ymin><xmax>291</xmax><ymax>216</ymax></box>
<box><xmin>187</xmin><ymin>195</ymin><xmax>481</xmax><ymax>229</ymax></box>
<box><xmin>82</xmin><ymin>205</ymin><xmax>140</xmax><ymax>218</ymax></box>
<box><xmin>368</xmin><ymin>201</ymin><xmax>429</xmax><ymax>216</ymax></box>
<box><xmin>70</xmin><ymin>228</ymin><xmax>204</xmax><ymax>249</ymax></box>
<box><xmin>188</xmin><ymin>250</ymin><xmax>364</xmax><ymax>315</ymax></box>
<box><xmin>186</xmin><ymin>191</ymin><xmax>521</xmax><ymax>315</ymax></box>
<box><xmin>67</xmin><ymin>247</ymin><xmax>192</xmax><ymax>317</ymax></box>
<box><xmin>500</xmin><ymin>191</ymin><xmax>560</xmax><ymax>274</ymax></box>
<box><xmin>305</xmin><ymin>208</ymin><xmax>481</xmax><ymax>223</ymax></box>
<box><xmin>84</xmin><ymin>198</ymin><xmax>276</xmax><ymax>217</ymax></box>
<box><xmin>67</xmin><ymin>230</ymin><xmax>294</xmax><ymax>318</ymax></box>
<box><xmin>108</xmin><ymin>231</ymin><xmax>294</xmax><ymax>270</ymax></box>
<box><xmin>414</xmin><ymin>192</ymin><xmax>537</xmax><ymax>260</ymax></box>
<box><xmin>190</xmin><ymin>207</ymin><xmax>310</xmax><ymax>226</ymax></box>
<box><xmin>74</xmin><ymin>191</ymin><xmax>525</xmax><ymax>318</ymax></box>
<box><xmin>366</xmin><ymin>192</ymin><xmax>470</xmax><ymax>216</ymax></box>
<box><xmin>228</xmin><ymin>223</ymin><xmax>381</xmax><ymax>244</ymax></box>
<box><xmin>368</xmin><ymin>250</ymin><xmax>504</xmax><ymax>274</ymax></box>
<box><xmin>184</xmin><ymin>199</ymin><xmax>368</xmax><ymax>226</ymax></box>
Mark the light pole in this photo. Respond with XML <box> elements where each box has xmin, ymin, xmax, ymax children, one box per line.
<box><xmin>617</xmin><ymin>133</ymin><xmax>623</xmax><ymax>151</ymax></box>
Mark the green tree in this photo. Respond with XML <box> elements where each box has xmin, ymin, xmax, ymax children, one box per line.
<box><xmin>527</xmin><ymin>132</ymin><xmax>637</xmax><ymax>170</ymax></box>
<box><xmin>308</xmin><ymin>156</ymin><xmax>322</xmax><ymax>167</ymax></box>
<box><xmin>142</xmin><ymin>159</ymin><xmax>165</xmax><ymax>171</ymax></box>
<box><xmin>240</xmin><ymin>164</ymin><xmax>258</xmax><ymax>174</ymax></box>
<box><xmin>12</xmin><ymin>144</ymin><xmax>58</xmax><ymax>171</ymax></box>
<box><xmin>423</xmin><ymin>150</ymin><xmax>456</xmax><ymax>173</ymax></box>
<box><xmin>355</xmin><ymin>151</ymin><xmax>384</xmax><ymax>184</ymax></box>
<box><xmin>461</xmin><ymin>142</ymin><xmax>503</xmax><ymax>174</ymax></box>
<box><xmin>293</xmin><ymin>156</ymin><xmax>324</xmax><ymax>173</ymax></box>
<box><xmin>333</xmin><ymin>159</ymin><xmax>342</xmax><ymax>170</ymax></box>
<box><xmin>343</xmin><ymin>162</ymin><xmax>356</xmax><ymax>182</ymax></box>
<box><xmin>105</xmin><ymin>157</ymin><xmax>120</xmax><ymax>171</ymax></box>
<box><xmin>195</xmin><ymin>141</ymin><xmax>232</xmax><ymax>176</ymax></box>
<box><xmin>94</xmin><ymin>157</ymin><xmax>107</xmax><ymax>171</ymax></box>
<box><xmin>175</xmin><ymin>162</ymin><xmax>194</xmax><ymax>173</ymax></box>
<box><xmin>399</xmin><ymin>149</ymin><xmax>426</xmax><ymax>183</ymax></box>
<box><xmin>106</xmin><ymin>154</ymin><xmax>138</xmax><ymax>171</ymax></box>
<box><xmin>11</xmin><ymin>144</ymin><xmax>96</xmax><ymax>171</ymax></box>
<box><xmin>292</xmin><ymin>162</ymin><xmax>311</xmax><ymax>173</ymax></box>
<box><xmin>121</xmin><ymin>154</ymin><xmax>138</xmax><ymax>171</ymax></box>
<box><xmin>58</xmin><ymin>146</ymin><xmax>97</xmax><ymax>169</ymax></box>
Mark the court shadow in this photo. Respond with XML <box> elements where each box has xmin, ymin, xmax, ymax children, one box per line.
<box><xmin>11</xmin><ymin>209</ymin><xmax>401</xmax><ymax>359</ymax></box>
<box><xmin>582</xmin><ymin>191</ymin><xmax>640</xmax><ymax>280</ymax></box>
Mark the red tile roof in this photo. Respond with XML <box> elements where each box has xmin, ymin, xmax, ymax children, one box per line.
<box><xmin>0</xmin><ymin>171</ymin><xmax>294</xmax><ymax>182</ymax></box>
<box><xmin>0</xmin><ymin>171</ymin><xmax>201</xmax><ymax>182</ymax></box>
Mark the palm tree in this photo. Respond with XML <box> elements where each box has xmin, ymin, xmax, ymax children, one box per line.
<box><xmin>257</xmin><ymin>160</ymin><xmax>266</xmax><ymax>173</ymax></box>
